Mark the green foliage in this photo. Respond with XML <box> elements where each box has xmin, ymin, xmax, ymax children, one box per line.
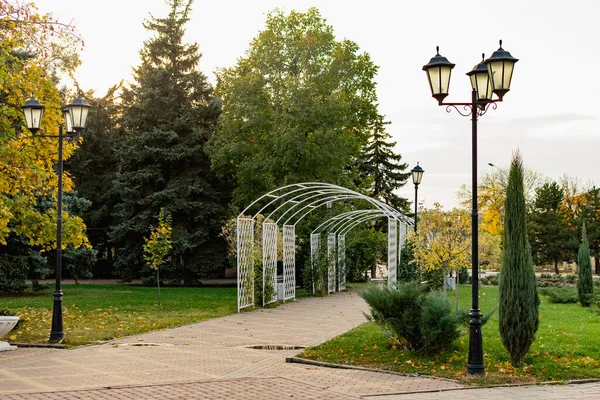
<box><xmin>68</xmin><ymin>86</ymin><xmax>123</xmax><ymax>278</ymax></box>
<box><xmin>345</xmin><ymin>227</ymin><xmax>386</xmax><ymax>282</ymax></box>
<box><xmin>499</xmin><ymin>151</ymin><xmax>540</xmax><ymax>367</ymax></box>
<box><xmin>577</xmin><ymin>223</ymin><xmax>594</xmax><ymax>307</ymax></box>
<box><xmin>110</xmin><ymin>0</ymin><xmax>230</xmax><ymax>283</ymax></box>
<box><xmin>208</xmin><ymin>7</ymin><xmax>380</xmax><ymax>207</ymax></box>
<box><xmin>458</xmin><ymin>267</ymin><xmax>469</xmax><ymax>284</ymax></box>
<box><xmin>360</xmin><ymin>282</ymin><xmax>468</xmax><ymax>353</ymax></box>
<box><xmin>540</xmin><ymin>287</ymin><xmax>579</xmax><ymax>304</ymax></box>
<box><xmin>398</xmin><ymin>239</ymin><xmax>419</xmax><ymax>283</ymax></box>
<box><xmin>0</xmin><ymin>255</ymin><xmax>28</xmax><ymax>293</ymax></box>
<box><xmin>302</xmin><ymin>238</ymin><xmax>329</xmax><ymax>296</ymax></box>
<box><xmin>62</xmin><ymin>245</ymin><xmax>96</xmax><ymax>283</ymax></box>
<box><xmin>528</xmin><ymin>181</ymin><xmax>574</xmax><ymax>273</ymax></box>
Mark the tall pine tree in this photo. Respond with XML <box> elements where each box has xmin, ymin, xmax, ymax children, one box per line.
<box><xmin>110</xmin><ymin>0</ymin><xmax>229</xmax><ymax>283</ymax></box>
<box><xmin>358</xmin><ymin>115</ymin><xmax>410</xmax><ymax>213</ymax></box>
<box><xmin>499</xmin><ymin>151</ymin><xmax>539</xmax><ymax>367</ymax></box>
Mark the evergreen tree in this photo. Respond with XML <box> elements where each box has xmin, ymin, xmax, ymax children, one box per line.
<box><xmin>110</xmin><ymin>0</ymin><xmax>229</xmax><ymax>283</ymax></box>
<box><xmin>358</xmin><ymin>115</ymin><xmax>411</xmax><ymax>213</ymax></box>
<box><xmin>577</xmin><ymin>222</ymin><xmax>594</xmax><ymax>306</ymax></box>
<box><xmin>498</xmin><ymin>151</ymin><xmax>539</xmax><ymax>367</ymax></box>
<box><xmin>528</xmin><ymin>181</ymin><xmax>572</xmax><ymax>274</ymax></box>
<box><xmin>68</xmin><ymin>86</ymin><xmax>123</xmax><ymax>277</ymax></box>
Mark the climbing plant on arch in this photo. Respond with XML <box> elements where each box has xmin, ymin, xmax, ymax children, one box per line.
<box><xmin>236</xmin><ymin>183</ymin><xmax>411</xmax><ymax>312</ymax></box>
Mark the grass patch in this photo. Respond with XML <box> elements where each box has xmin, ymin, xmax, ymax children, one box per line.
<box><xmin>299</xmin><ymin>285</ymin><xmax>600</xmax><ymax>385</ymax></box>
<box><xmin>0</xmin><ymin>284</ymin><xmax>236</xmax><ymax>347</ymax></box>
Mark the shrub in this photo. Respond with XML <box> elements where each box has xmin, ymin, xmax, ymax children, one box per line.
<box><xmin>458</xmin><ymin>267</ymin><xmax>470</xmax><ymax>284</ymax></box>
<box><xmin>540</xmin><ymin>287</ymin><xmax>579</xmax><ymax>304</ymax></box>
<box><xmin>360</xmin><ymin>282</ymin><xmax>468</xmax><ymax>353</ymax></box>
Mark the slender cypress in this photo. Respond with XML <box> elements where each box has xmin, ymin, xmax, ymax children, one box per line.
<box><xmin>577</xmin><ymin>222</ymin><xmax>594</xmax><ymax>307</ymax></box>
<box><xmin>498</xmin><ymin>151</ymin><xmax>539</xmax><ymax>367</ymax></box>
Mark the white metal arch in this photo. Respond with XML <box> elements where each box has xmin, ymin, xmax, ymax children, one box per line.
<box><xmin>236</xmin><ymin>183</ymin><xmax>411</xmax><ymax>312</ymax></box>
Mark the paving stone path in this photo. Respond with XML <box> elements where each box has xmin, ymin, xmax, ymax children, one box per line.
<box><xmin>1</xmin><ymin>290</ymin><xmax>598</xmax><ymax>399</ymax></box>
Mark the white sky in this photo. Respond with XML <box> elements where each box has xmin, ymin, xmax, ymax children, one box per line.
<box><xmin>35</xmin><ymin>0</ymin><xmax>600</xmax><ymax>209</ymax></box>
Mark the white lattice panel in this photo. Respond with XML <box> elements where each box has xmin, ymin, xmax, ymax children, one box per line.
<box><xmin>388</xmin><ymin>218</ymin><xmax>398</xmax><ymax>289</ymax></box>
<box><xmin>237</xmin><ymin>218</ymin><xmax>255</xmax><ymax>312</ymax></box>
<box><xmin>328</xmin><ymin>233</ymin><xmax>336</xmax><ymax>293</ymax></box>
<box><xmin>310</xmin><ymin>233</ymin><xmax>320</xmax><ymax>294</ymax></box>
<box><xmin>283</xmin><ymin>225</ymin><xmax>296</xmax><ymax>301</ymax></box>
<box><xmin>262</xmin><ymin>222</ymin><xmax>278</xmax><ymax>305</ymax></box>
<box><xmin>337</xmin><ymin>234</ymin><xmax>346</xmax><ymax>291</ymax></box>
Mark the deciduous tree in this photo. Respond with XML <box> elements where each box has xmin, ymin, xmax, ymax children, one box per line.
<box><xmin>208</xmin><ymin>8</ymin><xmax>380</xmax><ymax>207</ymax></box>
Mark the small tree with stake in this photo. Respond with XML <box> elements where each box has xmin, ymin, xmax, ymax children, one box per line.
<box><xmin>143</xmin><ymin>209</ymin><xmax>173</xmax><ymax>305</ymax></box>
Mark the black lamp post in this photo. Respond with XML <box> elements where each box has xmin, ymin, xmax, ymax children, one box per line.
<box><xmin>423</xmin><ymin>40</ymin><xmax>518</xmax><ymax>375</ymax></box>
<box><xmin>22</xmin><ymin>96</ymin><xmax>91</xmax><ymax>343</ymax></box>
<box><xmin>411</xmin><ymin>163</ymin><xmax>424</xmax><ymax>232</ymax></box>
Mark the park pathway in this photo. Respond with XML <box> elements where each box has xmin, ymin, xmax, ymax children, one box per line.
<box><xmin>1</xmin><ymin>290</ymin><xmax>599</xmax><ymax>399</ymax></box>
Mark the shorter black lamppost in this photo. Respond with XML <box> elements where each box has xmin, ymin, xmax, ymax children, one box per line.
<box><xmin>22</xmin><ymin>96</ymin><xmax>91</xmax><ymax>343</ymax></box>
<box><xmin>411</xmin><ymin>163</ymin><xmax>424</xmax><ymax>232</ymax></box>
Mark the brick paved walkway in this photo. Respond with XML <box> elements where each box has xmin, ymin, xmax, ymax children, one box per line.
<box><xmin>1</xmin><ymin>290</ymin><xmax>598</xmax><ymax>399</ymax></box>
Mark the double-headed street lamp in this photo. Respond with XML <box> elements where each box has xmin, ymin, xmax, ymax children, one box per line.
<box><xmin>423</xmin><ymin>40</ymin><xmax>518</xmax><ymax>375</ymax></box>
<box><xmin>411</xmin><ymin>163</ymin><xmax>424</xmax><ymax>232</ymax></box>
<box><xmin>22</xmin><ymin>96</ymin><xmax>91</xmax><ymax>343</ymax></box>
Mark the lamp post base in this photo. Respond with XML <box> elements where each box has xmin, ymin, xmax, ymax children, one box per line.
<box><xmin>467</xmin><ymin>308</ymin><xmax>485</xmax><ymax>375</ymax></box>
<box><xmin>49</xmin><ymin>290</ymin><xmax>64</xmax><ymax>343</ymax></box>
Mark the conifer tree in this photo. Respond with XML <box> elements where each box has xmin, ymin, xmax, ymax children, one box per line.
<box><xmin>577</xmin><ymin>222</ymin><xmax>594</xmax><ymax>307</ymax></box>
<box><xmin>498</xmin><ymin>151</ymin><xmax>539</xmax><ymax>367</ymax></box>
<box><xmin>110</xmin><ymin>0</ymin><xmax>229</xmax><ymax>282</ymax></box>
<box><xmin>358</xmin><ymin>115</ymin><xmax>411</xmax><ymax>213</ymax></box>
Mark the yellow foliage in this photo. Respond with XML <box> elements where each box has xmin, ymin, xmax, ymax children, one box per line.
<box><xmin>0</xmin><ymin>2</ymin><xmax>88</xmax><ymax>249</ymax></box>
<box><xmin>410</xmin><ymin>203</ymin><xmax>470</xmax><ymax>274</ymax></box>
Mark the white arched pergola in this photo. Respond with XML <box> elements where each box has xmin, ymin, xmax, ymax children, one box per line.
<box><xmin>236</xmin><ymin>183</ymin><xmax>411</xmax><ymax>312</ymax></box>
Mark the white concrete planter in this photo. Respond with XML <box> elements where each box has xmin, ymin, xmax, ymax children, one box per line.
<box><xmin>0</xmin><ymin>316</ymin><xmax>19</xmax><ymax>351</ymax></box>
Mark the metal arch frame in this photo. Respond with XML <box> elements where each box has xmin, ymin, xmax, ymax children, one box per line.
<box><xmin>236</xmin><ymin>183</ymin><xmax>411</xmax><ymax>312</ymax></box>
<box><xmin>312</xmin><ymin>210</ymin><xmax>384</xmax><ymax>235</ymax></box>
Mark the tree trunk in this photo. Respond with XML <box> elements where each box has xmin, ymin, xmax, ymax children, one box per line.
<box><xmin>595</xmin><ymin>256</ymin><xmax>600</xmax><ymax>275</ymax></box>
<box><xmin>455</xmin><ymin>271</ymin><xmax>459</xmax><ymax>313</ymax></box>
<box><xmin>554</xmin><ymin>259</ymin><xmax>560</xmax><ymax>275</ymax></box>
<box><xmin>156</xmin><ymin>268</ymin><xmax>161</xmax><ymax>306</ymax></box>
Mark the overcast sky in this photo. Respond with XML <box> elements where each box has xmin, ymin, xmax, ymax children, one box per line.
<box><xmin>34</xmin><ymin>0</ymin><xmax>600</xmax><ymax>209</ymax></box>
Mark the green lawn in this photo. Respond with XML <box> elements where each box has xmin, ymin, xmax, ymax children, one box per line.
<box><xmin>299</xmin><ymin>284</ymin><xmax>600</xmax><ymax>385</ymax></box>
<box><xmin>1</xmin><ymin>284</ymin><xmax>237</xmax><ymax>346</ymax></box>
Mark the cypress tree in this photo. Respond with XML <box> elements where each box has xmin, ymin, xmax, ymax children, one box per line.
<box><xmin>498</xmin><ymin>151</ymin><xmax>539</xmax><ymax>367</ymax></box>
<box><xmin>110</xmin><ymin>0</ymin><xmax>229</xmax><ymax>283</ymax></box>
<box><xmin>577</xmin><ymin>222</ymin><xmax>594</xmax><ymax>307</ymax></box>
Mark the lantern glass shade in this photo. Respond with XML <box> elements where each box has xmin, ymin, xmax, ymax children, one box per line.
<box><xmin>22</xmin><ymin>97</ymin><xmax>45</xmax><ymax>134</ymax></box>
<box><xmin>484</xmin><ymin>40</ymin><xmax>518</xmax><ymax>99</ymax></box>
<box><xmin>467</xmin><ymin>55</ymin><xmax>493</xmax><ymax>101</ymax></box>
<box><xmin>411</xmin><ymin>163</ymin><xmax>424</xmax><ymax>185</ymax></box>
<box><xmin>62</xmin><ymin>108</ymin><xmax>74</xmax><ymax>133</ymax></box>
<box><xmin>66</xmin><ymin>97</ymin><xmax>91</xmax><ymax>132</ymax></box>
<box><xmin>423</xmin><ymin>47</ymin><xmax>455</xmax><ymax>103</ymax></box>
